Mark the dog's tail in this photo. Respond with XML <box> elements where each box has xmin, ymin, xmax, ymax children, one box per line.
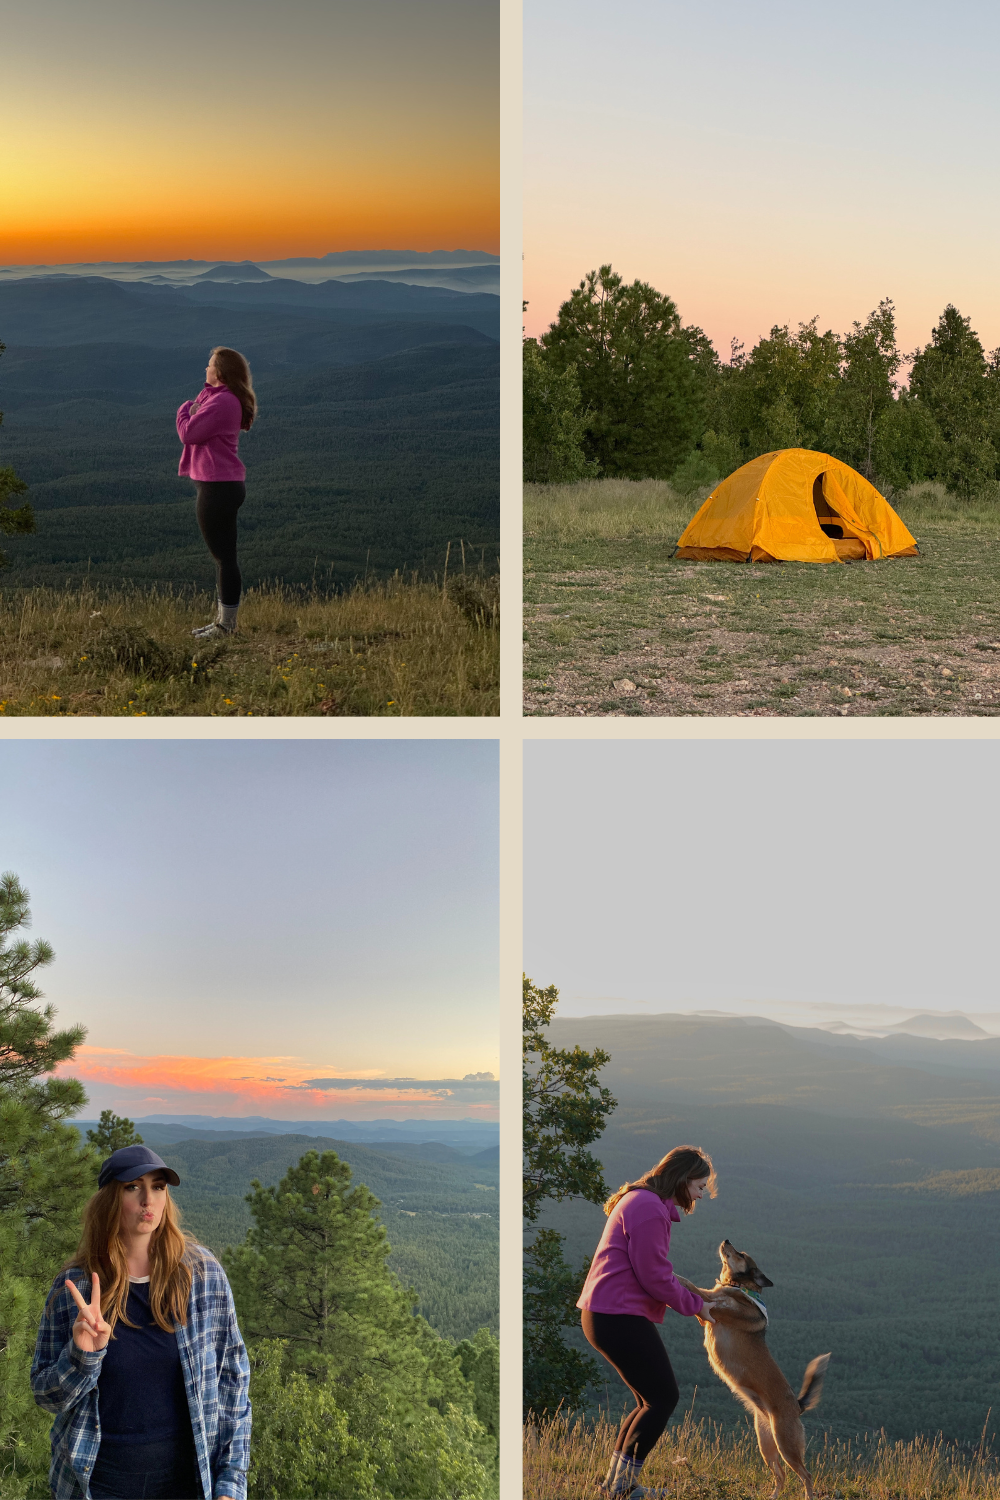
<box><xmin>797</xmin><ymin>1353</ymin><xmax>831</xmax><ymax>1413</ymax></box>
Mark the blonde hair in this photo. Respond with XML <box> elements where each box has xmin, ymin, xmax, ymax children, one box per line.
<box><xmin>209</xmin><ymin>346</ymin><xmax>257</xmax><ymax>430</ymax></box>
<box><xmin>604</xmin><ymin>1144</ymin><xmax>717</xmax><ymax>1216</ymax></box>
<box><xmin>63</xmin><ymin>1179</ymin><xmax>201</xmax><ymax>1333</ymax></box>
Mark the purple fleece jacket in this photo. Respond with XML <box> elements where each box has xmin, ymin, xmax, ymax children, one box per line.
<box><xmin>176</xmin><ymin>383</ymin><xmax>246</xmax><ymax>481</ymax></box>
<box><xmin>577</xmin><ymin>1192</ymin><xmax>705</xmax><ymax>1324</ymax></box>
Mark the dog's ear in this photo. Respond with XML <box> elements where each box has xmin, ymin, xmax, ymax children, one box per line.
<box><xmin>757</xmin><ymin>1273</ymin><xmax>774</xmax><ymax>1288</ymax></box>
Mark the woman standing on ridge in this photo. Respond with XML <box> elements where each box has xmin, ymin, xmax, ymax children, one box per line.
<box><xmin>176</xmin><ymin>346</ymin><xmax>257</xmax><ymax>638</ymax></box>
<box><xmin>31</xmin><ymin>1144</ymin><xmax>251</xmax><ymax>1500</ymax></box>
<box><xmin>578</xmin><ymin>1145</ymin><xmax>720</xmax><ymax>1500</ymax></box>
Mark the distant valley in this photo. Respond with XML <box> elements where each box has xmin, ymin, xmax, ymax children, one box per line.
<box><xmin>0</xmin><ymin>271</ymin><xmax>499</xmax><ymax>591</ymax></box>
<box><xmin>539</xmin><ymin>1012</ymin><xmax>1000</xmax><ymax>1447</ymax></box>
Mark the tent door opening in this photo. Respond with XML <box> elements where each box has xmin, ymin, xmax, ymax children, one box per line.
<box><xmin>813</xmin><ymin>473</ymin><xmax>843</xmax><ymax>537</ymax></box>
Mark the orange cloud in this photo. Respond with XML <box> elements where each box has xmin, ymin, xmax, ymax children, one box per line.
<box><xmin>59</xmin><ymin>1048</ymin><xmax>498</xmax><ymax>1119</ymax></box>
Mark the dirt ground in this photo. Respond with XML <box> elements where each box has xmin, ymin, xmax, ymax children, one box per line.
<box><xmin>523</xmin><ymin>537</ymin><xmax>1000</xmax><ymax>717</ymax></box>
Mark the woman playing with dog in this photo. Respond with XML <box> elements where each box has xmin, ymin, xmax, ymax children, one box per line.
<box><xmin>176</xmin><ymin>347</ymin><xmax>257</xmax><ymax>639</ymax></box>
<box><xmin>577</xmin><ymin>1144</ymin><xmax>720</xmax><ymax>1500</ymax></box>
<box><xmin>31</xmin><ymin>1144</ymin><xmax>251</xmax><ymax>1500</ymax></box>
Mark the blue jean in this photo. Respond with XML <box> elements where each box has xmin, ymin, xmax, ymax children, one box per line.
<box><xmin>88</xmin><ymin>1436</ymin><xmax>201</xmax><ymax>1499</ymax></box>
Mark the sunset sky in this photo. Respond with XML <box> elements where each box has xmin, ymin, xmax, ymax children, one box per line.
<box><xmin>2</xmin><ymin>0</ymin><xmax>498</xmax><ymax>265</ymax></box>
<box><xmin>525</xmin><ymin>0</ymin><xmax>1000</xmax><ymax>362</ymax></box>
<box><xmin>3</xmin><ymin>740</ymin><xmax>498</xmax><ymax>1120</ymax></box>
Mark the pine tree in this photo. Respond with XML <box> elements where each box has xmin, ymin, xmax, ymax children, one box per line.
<box><xmin>714</xmin><ymin>318</ymin><xmax>842</xmax><ymax>460</ymax></box>
<box><xmin>86</xmin><ymin>1110</ymin><xmax>143</xmax><ymax>1157</ymax></box>
<box><xmin>523</xmin><ymin>975</ymin><xmax>616</xmax><ymax>1222</ymax></box>
<box><xmin>522</xmin><ymin>337</ymin><xmax>597</xmax><ymax>483</ymax></box>
<box><xmin>523</xmin><ymin>1228</ymin><xmax>601</xmax><ymax>1414</ymax></box>
<box><xmin>226</xmin><ymin>1150</ymin><xmax>495</xmax><ymax>1498</ymax></box>
<box><xmin>225</xmin><ymin>1150</ymin><xmax>437</xmax><ymax>1390</ymax></box>
<box><xmin>828</xmin><ymin>299</ymin><xmax>903</xmax><ymax>482</ymax></box>
<box><xmin>909</xmin><ymin>305</ymin><xmax>1000</xmax><ymax>498</ymax></box>
<box><xmin>454</xmin><ymin>1326</ymin><xmax>500</xmax><ymax>1441</ymax></box>
<box><xmin>540</xmin><ymin>266</ymin><xmax>717</xmax><ymax>479</ymax></box>
<box><xmin>523</xmin><ymin>975</ymin><xmax>617</xmax><ymax>1418</ymax></box>
<box><xmin>0</xmin><ymin>873</ymin><xmax>95</xmax><ymax>1493</ymax></box>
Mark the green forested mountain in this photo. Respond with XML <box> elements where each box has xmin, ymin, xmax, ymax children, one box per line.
<box><xmin>149</xmin><ymin>1132</ymin><xmax>498</xmax><ymax>1342</ymax></box>
<box><xmin>539</xmin><ymin>1014</ymin><xmax>1000</xmax><ymax>1449</ymax></box>
<box><xmin>0</xmin><ymin>277</ymin><xmax>499</xmax><ymax>590</ymax></box>
<box><xmin>0</xmin><ymin>275</ymin><xmax>500</xmax><ymax>345</ymax></box>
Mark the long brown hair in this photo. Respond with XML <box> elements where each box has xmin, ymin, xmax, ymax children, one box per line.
<box><xmin>63</xmin><ymin>1180</ymin><xmax>202</xmax><ymax>1334</ymax></box>
<box><xmin>604</xmin><ymin>1144</ymin><xmax>717</xmax><ymax>1217</ymax></box>
<box><xmin>210</xmin><ymin>345</ymin><xmax>257</xmax><ymax>430</ymax></box>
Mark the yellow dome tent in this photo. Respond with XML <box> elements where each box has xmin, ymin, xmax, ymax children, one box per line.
<box><xmin>675</xmin><ymin>448</ymin><xmax>918</xmax><ymax>564</ymax></box>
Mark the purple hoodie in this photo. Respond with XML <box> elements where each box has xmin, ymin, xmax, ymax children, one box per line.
<box><xmin>176</xmin><ymin>383</ymin><xmax>246</xmax><ymax>482</ymax></box>
<box><xmin>577</xmin><ymin>1192</ymin><xmax>704</xmax><ymax>1324</ymax></box>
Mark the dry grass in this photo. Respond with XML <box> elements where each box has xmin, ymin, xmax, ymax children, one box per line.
<box><xmin>524</xmin><ymin>479</ymin><xmax>697</xmax><ymax>542</ymax></box>
<box><xmin>0</xmin><ymin>575</ymin><xmax>499</xmax><ymax>717</ymax></box>
<box><xmin>523</xmin><ymin>479</ymin><xmax>1000</xmax><ymax>543</ymax></box>
<box><xmin>524</xmin><ymin>1410</ymin><xmax>1000</xmax><ymax>1500</ymax></box>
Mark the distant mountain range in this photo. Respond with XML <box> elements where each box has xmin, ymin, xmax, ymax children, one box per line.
<box><xmin>0</xmin><ymin>251</ymin><xmax>500</xmax><ymax>289</ymax></box>
<box><xmin>545</xmin><ymin>1009</ymin><xmax>1000</xmax><ymax>1106</ymax></box>
<box><xmin>558</xmin><ymin>996</ymin><xmax>1000</xmax><ymax>1040</ymax></box>
<box><xmin>132</xmin><ymin>262</ymin><xmax>501</xmax><ymax>294</ymax></box>
<box><xmin>72</xmin><ymin>1113</ymin><xmax>499</xmax><ymax>1154</ymax></box>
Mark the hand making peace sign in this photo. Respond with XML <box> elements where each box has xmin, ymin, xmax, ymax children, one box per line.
<box><xmin>65</xmin><ymin>1274</ymin><xmax>111</xmax><ymax>1352</ymax></box>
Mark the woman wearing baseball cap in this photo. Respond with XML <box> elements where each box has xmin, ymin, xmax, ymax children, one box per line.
<box><xmin>31</xmin><ymin>1146</ymin><xmax>251</xmax><ymax>1500</ymax></box>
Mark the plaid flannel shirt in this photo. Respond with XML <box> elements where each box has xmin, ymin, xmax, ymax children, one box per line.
<box><xmin>31</xmin><ymin>1249</ymin><xmax>251</xmax><ymax>1500</ymax></box>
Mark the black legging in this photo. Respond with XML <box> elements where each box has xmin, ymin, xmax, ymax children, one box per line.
<box><xmin>582</xmin><ymin>1310</ymin><xmax>681</xmax><ymax>1463</ymax></box>
<box><xmin>195</xmin><ymin>481</ymin><xmax>246</xmax><ymax>606</ymax></box>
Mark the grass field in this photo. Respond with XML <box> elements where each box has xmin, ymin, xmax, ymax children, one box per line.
<box><xmin>0</xmin><ymin>574</ymin><xmax>499</xmax><ymax>716</ymax></box>
<box><xmin>523</xmin><ymin>480</ymin><xmax>1000</xmax><ymax>716</ymax></box>
<box><xmin>524</xmin><ymin>1411</ymin><xmax>1000</xmax><ymax>1500</ymax></box>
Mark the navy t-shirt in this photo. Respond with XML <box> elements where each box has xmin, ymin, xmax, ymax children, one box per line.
<box><xmin>97</xmin><ymin>1279</ymin><xmax>192</xmax><ymax>1445</ymax></box>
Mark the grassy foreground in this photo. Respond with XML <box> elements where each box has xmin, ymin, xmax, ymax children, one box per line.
<box><xmin>524</xmin><ymin>1411</ymin><xmax>1000</xmax><ymax>1500</ymax></box>
<box><xmin>0</xmin><ymin>575</ymin><xmax>499</xmax><ymax>716</ymax></box>
<box><xmin>524</xmin><ymin>480</ymin><xmax>1000</xmax><ymax>716</ymax></box>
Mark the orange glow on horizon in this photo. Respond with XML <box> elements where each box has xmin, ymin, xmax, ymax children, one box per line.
<box><xmin>57</xmin><ymin>1047</ymin><xmax>499</xmax><ymax>1119</ymax></box>
<box><xmin>0</xmin><ymin>202</ymin><xmax>499</xmax><ymax>268</ymax></box>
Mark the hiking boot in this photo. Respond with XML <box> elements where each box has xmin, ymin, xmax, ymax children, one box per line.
<box><xmin>598</xmin><ymin>1484</ymin><xmax>668</xmax><ymax>1499</ymax></box>
<box><xmin>190</xmin><ymin>622</ymin><xmax>235</xmax><ymax>639</ymax></box>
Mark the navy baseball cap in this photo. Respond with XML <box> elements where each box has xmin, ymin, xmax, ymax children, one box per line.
<box><xmin>98</xmin><ymin>1145</ymin><xmax>180</xmax><ymax>1190</ymax></box>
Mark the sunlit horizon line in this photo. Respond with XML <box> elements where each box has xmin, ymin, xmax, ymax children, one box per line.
<box><xmin>1</xmin><ymin>244</ymin><xmax>502</xmax><ymax>271</ymax></box>
<box><xmin>0</xmin><ymin>223</ymin><xmax>501</xmax><ymax>266</ymax></box>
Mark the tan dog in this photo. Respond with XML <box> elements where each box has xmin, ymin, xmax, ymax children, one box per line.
<box><xmin>677</xmin><ymin>1241</ymin><xmax>830</xmax><ymax>1499</ymax></box>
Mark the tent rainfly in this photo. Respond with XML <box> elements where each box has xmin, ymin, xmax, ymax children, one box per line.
<box><xmin>675</xmin><ymin>448</ymin><xmax>919</xmax><ymax>564</ymax></box>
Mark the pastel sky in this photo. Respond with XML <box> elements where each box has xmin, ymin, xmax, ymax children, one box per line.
<box><xmin>2</xmin><ymin>740</ymin><xmax>498</xmax><ymax>1119</ymax></box>
<box><xmin>524</xmin><ymin>740</ymin><xmax>998</xmax><ymax>1016</ymax></box>
<box><xmin>524</xmin><ymin>0</ymin><xmax>1000</xmax><ymax>362</ymax></box>
<box><xmin>2</xmin><ymin>0</ymin><xmax>498</xmax><ymax>265</ymax></box>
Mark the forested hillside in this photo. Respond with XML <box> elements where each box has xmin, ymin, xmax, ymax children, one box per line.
<box><xmin>0</xmin><ymin>276</ymin><xmax>499</xmax><ymax>590</ymax></box>
<box><xmin>539</xmin><ymin>1014</ymin><xmax>1000</xmax><ymax>1448</ymax></box>
<box><xmin>155</xmin><ymin>1132</ymin><xmax>499</xmax><ymax>1342</ymax></box>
